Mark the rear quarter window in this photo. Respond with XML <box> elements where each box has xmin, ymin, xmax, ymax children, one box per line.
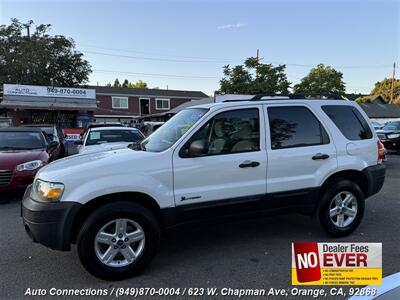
<box><xmin>322</xmin><ymin>105</ymin><xmax>373</xmax><ymax>140</ymax></box>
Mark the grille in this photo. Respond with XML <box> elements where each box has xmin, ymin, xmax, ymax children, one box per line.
<box><xmin>377</xmin><ymin>134</ymin><xmax>386</xmax><ymax>140</ymax></box>
<box><xmin>0</xmin><ymin>170</ymin><xmax>12</xmax><ymax>186</ymax></box>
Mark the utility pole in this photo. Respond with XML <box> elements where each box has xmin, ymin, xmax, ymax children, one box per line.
<box><xmin>25</xmin><ymin>24</ymin><xmax>30</xmax><ymax>39</ymax></box>
<box><xmin>256</xmin><ymin>49</ymin><xmax>260</xmax><ymax>79</ymax></box>
<box><xmin>255</xmin><ymin>49</ymin><xmax>264</xmax><ymax>79</ymax></box>
<box><xmin>390</xmin><ymin>62</ymin><xmax>396</xmax><ymax>104</ymax></box>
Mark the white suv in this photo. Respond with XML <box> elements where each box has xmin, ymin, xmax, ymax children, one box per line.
<box><xmin>22</xmin><ymin>97</ymin><xmax>386</xmax><ymax>280</ymax></box>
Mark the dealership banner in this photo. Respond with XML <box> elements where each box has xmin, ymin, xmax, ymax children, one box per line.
<box><xmin>292</xmin><ymin>242</ymin><xmax>382</xmax><ymax>285</ymax></box>
<box><xmin>63</xmin><ymin>128</ymin><xmax>84</xmax><ymax>142</ymax></box>
<box><xmin>3</xmin><ymin>84</ymin><xmax>96</xmax><ymax>99</ymax></box>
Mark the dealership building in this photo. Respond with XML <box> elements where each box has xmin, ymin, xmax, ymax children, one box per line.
<box><xmin>0</xmin><ymin>84</ymin><xmax>207</xmax><ymax>128</ymax></box>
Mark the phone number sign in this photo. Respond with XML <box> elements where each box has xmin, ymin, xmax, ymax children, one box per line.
<box><xmin>3</xmin><ymin>84</ymin><xmax>96</xmax><ymax>99</ymax></box>
<box><xmin>292</xmin><ymin>242</ymin><xmax>382</xmax><ymax>285</ymax></box>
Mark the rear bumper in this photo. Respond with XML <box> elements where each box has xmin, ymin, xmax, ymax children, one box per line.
<box><xmin>21</xmin><ymin>185</ymin><xmax>82</xmax><ymax>251</ymax></box>
<box><xmin>362</xmin><ymin>164</ymin><xmax>386</xmax><ymax>198</ymax></box>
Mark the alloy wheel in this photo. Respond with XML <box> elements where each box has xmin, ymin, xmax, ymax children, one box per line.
<box><xmin>94</xmin><ymin>218</ymin><xmax>145</xmax><ymax>268</ymax></box>
<box><xmin>329</xmin><ymin>191</ymin><xmax>358</xmax><ymax>228</ymax></box>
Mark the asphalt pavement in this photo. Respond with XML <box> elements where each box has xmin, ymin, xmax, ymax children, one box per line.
<box><xmin>0</xmin><ymin>154</ymin><xmax>399</xmax><ymax>300</ymax></box>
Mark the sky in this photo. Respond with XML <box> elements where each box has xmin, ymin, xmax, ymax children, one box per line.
<box><xmin>1</xmin><ymin>0</ymin><xmax>399</xmax><ymax>95</ymax></box>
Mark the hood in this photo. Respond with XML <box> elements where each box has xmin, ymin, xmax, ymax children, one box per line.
<box><xmin>0</xmin><ymin>149</ymin><xmax>47</xmax><ymax>170</ymax></box>
<box><xmin>376</xmin><ymin>129</ymin><xmax>400</xmax><ymax>134</ymax></box>
<box><xmin>80</xmin><ymin>142</ymin><xmax>131</xmax><ymax>154</ymax></box>
<box><xmin>36</xmin><ymin>148</ymin><xmax>160</xmax><ymax>181</ymax></box>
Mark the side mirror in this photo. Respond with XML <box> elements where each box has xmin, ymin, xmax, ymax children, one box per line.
<box><xmin>47</xmin><ymin>141</ymin><xmax>59</xmax><ymax>151</ymax></box>
<box><xmin>188</xmin><ymin>139</ymin><xmax>209</xmax><ymax>157</ymax></box>
<box><xmin>74</xmin><ymin>140</ymin><xmax>83</xmax><ymax>145</ymax></box>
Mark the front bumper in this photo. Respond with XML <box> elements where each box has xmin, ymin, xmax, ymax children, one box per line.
<box><xmin>381</xmin><ymin>139</ymin><xmax>400</xmax><ymax>151</ymax></box>
<box><xmin>362</xmin><ymin>164</ymin><xmax>386</xmax><ymax>198</ymax></box>
<box><xmin>0</xmin><ymin>170</ymin><xmax>37</xmax><ymax>191</ymax></box>
<box><xmin>21</xmin><ymin>185</ymin><xmax>82</xmax><ymax>251</ymax></box>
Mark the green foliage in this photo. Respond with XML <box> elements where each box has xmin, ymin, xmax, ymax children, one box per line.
<box><xmin>0</xmin><ymin>19</ymin><xmax>91</xmax><ymax>86</ymax></box>
<box><xmin>371</xmin><ymin>78</ymin><xmax>400</xmax><ymax>104</ymax></box>
<box><xmin>219</xmin><ymin>57</ymin><xmax>290</xmax><ymax>94</ymax></box>
<box><xmin>113</xmin><ymin>79</ymin><xmax>121</xmax><ymax>87</ymax></box>
<box><xmin>122</xmin><ymin>79</ymin><xmax>129</xmax><ymax>88</ymax></box>
<box><xmin>293</xmin><ymin>64</ymin><xmax>346</xmax><ymax>96</ymax></box>
<box><xmin>109</xmin><ymin>79</ymin><xmax>148</xmax><ymax>89</ymax></box>
<box><xmin>355</xmin><ymin>97</ymin><xmax>372</xmax><ymax>103</ymax></box>
<box><xmin>130</xmin><ymin>80</ymin><xmax>147</xmax><ymax>89</ymax></box>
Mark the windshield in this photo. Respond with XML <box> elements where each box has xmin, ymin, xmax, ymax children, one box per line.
<box><xmin>0</xmin><ymin>132</ymin><xmax>46</xmax><ymax>150</ymax></box>
<box><xmin>141</xmin><ymin>108</ymin><xmax>208</xmax><ymax>152</ymax></box>
<box><xmin>382</xmin><ymin>122</ymin><xmax>400</xmax><ymax>131</ymax></box>
<box><xmin>85</xmin><ymin>129</ymin><xmax>144</xmax><ymax>146</ymax></box>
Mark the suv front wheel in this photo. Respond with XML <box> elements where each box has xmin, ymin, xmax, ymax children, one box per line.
<box><xmin>317</xmin><ymin>180</ymin><xmax>365</xmax><ymax>237</ymax></box>
<box><xmin>77</xmin><ymin>201</ymin><xmax>160</xmax><ymax>280</ymax></box>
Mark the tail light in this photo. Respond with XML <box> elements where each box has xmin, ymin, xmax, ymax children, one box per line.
<box><xmin>377</xmin><ymin>140</ymin><xmax>385</xmax><ymax>164</ymax></box>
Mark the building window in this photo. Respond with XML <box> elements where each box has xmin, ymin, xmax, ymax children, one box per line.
<box><xmin>155</xmin><ymin>98</ymin><xmax>170</xmax><ymax>110</ymax></box>
<box><xmin>112</xmin><ymin>96</ymin><xmax>129</xmax><ymax>109</ymax></box>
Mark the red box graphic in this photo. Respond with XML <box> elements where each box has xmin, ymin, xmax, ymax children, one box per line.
<box><xmin>293</xmin><ymin>242</ymin><xmax>321</xmax><ymax>283</ymax></box>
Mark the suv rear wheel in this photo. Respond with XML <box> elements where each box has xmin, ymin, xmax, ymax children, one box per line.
<box><xmin>77</xmin><ymin>201</ymin><xmax>160</xmax><ymax>280</ymax></box>
<box><xmin>317</xmin><ymin>180</ymin><xmax>365</xmax><ymax>237</ymax></box>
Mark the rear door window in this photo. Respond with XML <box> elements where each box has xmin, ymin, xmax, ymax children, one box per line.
<box><xmin>267</xmin><ymin>106</ymin><xmax>330</xmax><ymax>149</ymax></box>
<box><xmin>322</xmin><ymin>105</ymin><xmax>372</xmax><ymax>140</ymax></box>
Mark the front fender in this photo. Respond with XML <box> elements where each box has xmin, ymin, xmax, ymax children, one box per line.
<box><xmin>62</xmin><ymin>174</ymin><xmax>174</xmax><ymax>209</ymax></box>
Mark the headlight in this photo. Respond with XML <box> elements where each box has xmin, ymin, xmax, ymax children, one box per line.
<box><xmin>16</xmin><ymin>160</ymin><xmax>44</xmax><ymax>171</ymax></box>
<box><xmin>387</xmin><ymin>133</ymin><xmax>400</xmax><ymax>139</ymax></box>
<box><xmin>31</xmin><ymin>179</ymin><xmax>64</xmax><ymax>202</ymax></box>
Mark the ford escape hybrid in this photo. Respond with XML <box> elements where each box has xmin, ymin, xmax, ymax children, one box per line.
<box><xmin>22</xmin><ymin>97</ymin><xmax>385</xmax><ymax>280</ymax></box>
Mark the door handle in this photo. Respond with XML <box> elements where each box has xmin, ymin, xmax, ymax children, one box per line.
<box><xmin>239</xmin><ymin>161</ymin><xmax>260</xmax><ymax>168</ymax></box>
<box><xmin>312</xmin><ymin>153</ymin><xmax>330</xmax><ymax>160</ymax></box>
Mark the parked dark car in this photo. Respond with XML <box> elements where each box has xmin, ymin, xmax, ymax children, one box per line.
<box><xmin>376</xmin><ymin>121</ymin><xmax>400</xmax><ymax>153</ymax></box>
<box><xmin>0</xmin><ymin>128</ymin><xmax>59</xmax><ymax>190</ymax></box>
<box><xmin>23</xmin><ymin>124</ymin><xmax>66</xmax><ymax>158</ymax></box>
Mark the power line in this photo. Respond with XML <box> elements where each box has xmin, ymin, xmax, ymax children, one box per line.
<box><xmin>83</xmin><ymin>51</ymin><xmax>233</xmax><ymax>63</ymax></box>
<box><xmin>79</xmin><ymin>45</ymin><xmax>393</xmax><ymax>69</ymax></box>
<box><xmin>92</xmin><ymin>69</ymin><xmax>221</xmax><ymax>80</ymax></box>
<box><xmin>79</xmin><ymin>44</ymin><xmax>231</xmax><ymax>61</ymax></box>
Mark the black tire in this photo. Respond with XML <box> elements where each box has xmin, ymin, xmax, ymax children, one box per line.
<box><xmin>316</xmin><ymin>180</ymin><xmax>365</xmax><ymax>237</ymax></box>
<box><xmin>77</xmin><ymin>201</ymin><xmax>160</xmax><ymax>280</ymax></box>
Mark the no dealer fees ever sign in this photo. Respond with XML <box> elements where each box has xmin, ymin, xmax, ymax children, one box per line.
<box><xmin>292</xmin><ymin>242</ymin><xmax>382</xmax><ymax>285</ymax></box>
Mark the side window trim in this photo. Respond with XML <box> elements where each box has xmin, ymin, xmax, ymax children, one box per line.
<box><xmin>179</xmin><ymin>107</ymin><xmax>262</xmax><ymax>158</ymax></box>
<box><xmin>266</xmin><ymin>105</ymin><xmax>330</xmax><ymax>150</ymax></box>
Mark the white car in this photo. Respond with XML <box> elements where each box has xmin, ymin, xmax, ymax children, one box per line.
<box><xmin>22</xmin><ymin>96</ymin><xmax>385</xmax><ymax>280</ymax></box>
<box><xmin>76</xmin><ymin>127</ymin><xmax>144</xmax><ymax>154</ymax></box>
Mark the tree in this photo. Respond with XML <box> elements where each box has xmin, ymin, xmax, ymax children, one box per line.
<box><xmin>219</xmin><ymin>57</ymin><xmax>290</xmax><ymax>94</ymax></box>
<box><xmin>107</xmin><ymin>79</ymin><xmax>148</xmax><ymax>88</ymax></box>
<box><xmin>129</xmin><ymin>80</ymin><xmax>147</xmax><ymax>89</ymax></box>
<box><xmin>0</xmin><ymin>19</ymin><xmax>91</xmax><ymax>86</ymax></box>
<box><xmin>293</xmin><ymin>64</ymin><xmax>346</xmax><ymax>96</ymax></box>
<box><xmin>113</xmin><ymin>78</ymin><xmax>121</xmax><ymax>87</ymax></box>
<box><xmin>355</xmin><ymin>96</ymin><xmax>373</xmax><ymax>103</ymax></box>
<box><xmin>371</xmin><ymin>78</ymin><xmax>400</xmax><ymax>104</ymax></box>
<box><xmin>122</xmin><ymin>79</ymin><xmax>129</xmax><ymax>88</ymax></box>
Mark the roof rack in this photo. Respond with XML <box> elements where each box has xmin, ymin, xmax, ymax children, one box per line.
<box><xmin>221</xmin><ymin>93</ymin><xmax>344</xmax><ymax>102</ymax></box>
